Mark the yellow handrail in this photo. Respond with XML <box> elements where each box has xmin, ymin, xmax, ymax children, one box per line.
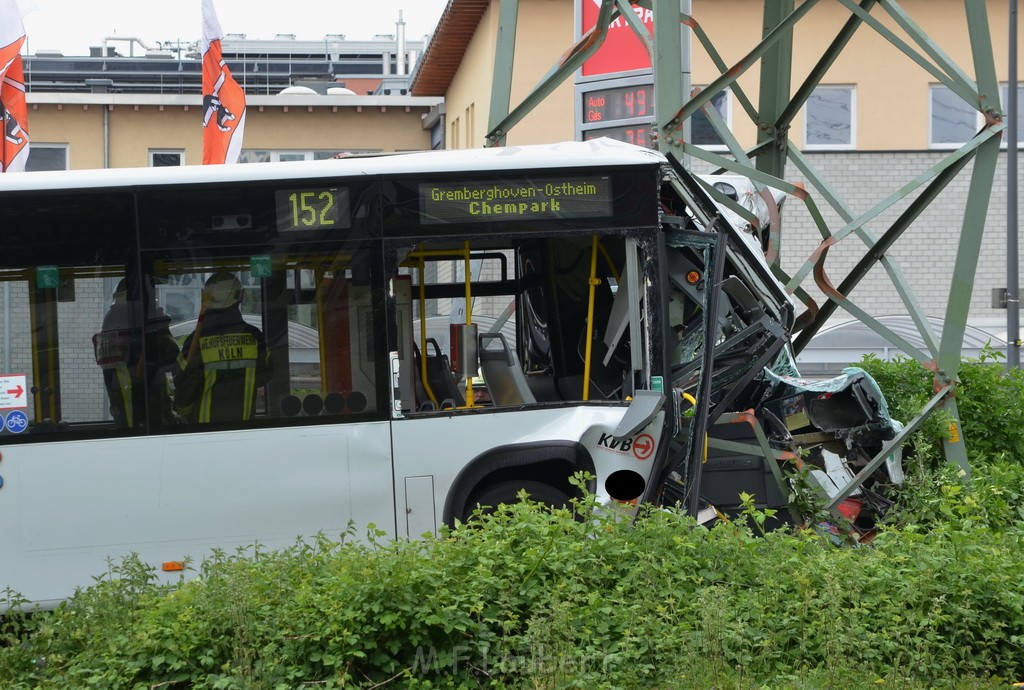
<box><xmin>462</xmin><ymin>241</ymin><xmax>474</xmax><ymax>408</ymax></box>
<box><xmin>582</xmin><ymin>235</ymin><xmax>601</xmax><ymax>401</ymax></box>
<box><xmin>418</xmin><ymin>255</ymin><xmax>438</xmax><ymax>407</ymax></box>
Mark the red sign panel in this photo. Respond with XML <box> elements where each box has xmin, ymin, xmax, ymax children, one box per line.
<box><xmin>580</xmin><ymin>0</ymin><xmax>655</xmax><ymax>77</ymax></box>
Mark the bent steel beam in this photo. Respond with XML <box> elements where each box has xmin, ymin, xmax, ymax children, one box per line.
<box><xmin>825</xmin><ymin>384</ymin><xmax>955</xmax><ymax>510</ymax></box>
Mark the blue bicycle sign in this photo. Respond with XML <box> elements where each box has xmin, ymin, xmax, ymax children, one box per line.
<box><xmin>5</xmin><ymin>410</ymin><xmax>28</xmax><ymax>434</ymax></box>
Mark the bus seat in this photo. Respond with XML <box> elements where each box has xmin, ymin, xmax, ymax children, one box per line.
<box><xmin>479</xmin><ymin>333</ymin><xmax>537</xmax><ymax>406</ymax></box>
<box><xmin>410</xmin><ymin>342</ymin><xmax>430</xmax><ymax>410</ymax></box>
<box><xmin>526</xmin><ymin>372</ymin><xmax>561</xmax><ymax>402</ymax></box>
<box><xmin>421</xmin><ymin>338</ymin><xmax>464</xmax><ymax>409</ymax></box>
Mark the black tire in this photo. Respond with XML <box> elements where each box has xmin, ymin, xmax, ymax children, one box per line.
<box><xmin>470</xmin><ymin>480</ymin><xmax>572</xmax><ymax>516</ymax></box>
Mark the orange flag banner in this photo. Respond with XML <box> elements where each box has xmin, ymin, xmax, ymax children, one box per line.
<box><xmin>0</xmin><ymin>0</ymin><xmax>29</xmax><ymax>173</ymax></box>
<box><xmin>201</xmin><ymin>0</ymin><xmax>245</xmax><ymax>164</ymax></box>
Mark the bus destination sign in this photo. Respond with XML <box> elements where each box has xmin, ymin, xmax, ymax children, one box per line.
<box><xmin>420</xmin><ymin>177</ymin><xmax>613</xmax><ymax>224</ymax></box>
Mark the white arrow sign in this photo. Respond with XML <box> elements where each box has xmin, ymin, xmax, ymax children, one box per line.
<box><xmin>0</xmin><ymin>374</ymin><xmax>28</xmax><ymax>410</ymax></box>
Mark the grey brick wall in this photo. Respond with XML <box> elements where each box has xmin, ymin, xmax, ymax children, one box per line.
<box><xmin>693</xmin><ymin>150</ymin><xmax>1020</xmax><ymax>337</ymax></box>
<box><xmin>57</xmin><ymin>279</ymin><xmax>109</xmax><ymax>423</ymax></box>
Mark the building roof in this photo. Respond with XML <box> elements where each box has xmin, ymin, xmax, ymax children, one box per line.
<box><xmin>409</xmin><ymin>0</ymin><xmax>490</xmax><ymax>96</ymax></box>
<box><xmin>796</xmin><ymin>315</ymin><xmax>1008</xmax><ymax>376</ymax></box>
<box><xmin>25</xmin><ymin>35</ymin><xmax>424</xmax><ymax>96</ymax></box>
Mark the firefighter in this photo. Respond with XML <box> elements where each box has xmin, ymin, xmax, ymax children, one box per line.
<box><xmin>174</xmin><ymin>271</ymin><xmax>272</xmax><ymax>423</ymax></box>
<box><xmin>93</xmin><ymin>277</ymin><xmax>181</xmax><ymax>428</ymax></box>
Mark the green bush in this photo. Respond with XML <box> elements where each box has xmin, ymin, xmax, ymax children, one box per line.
<box><xmin>859</xmin><ymin>348</ymin><xmax>1024</xmax><ymax>531</ymax></box>
<box><xmin>889</xmin><ymin>456</ymin><xmax>1024</xmax><ymax>531</ymax></box>
<box><xmin>859</xmin><ymin>346</ymin><xmax>1024</xmax><ymax>468</ymax></box>
<box><xmin>2</xmin><ymin>495</ymin><xmax>1021</xmax><ymax>689</ymax></box>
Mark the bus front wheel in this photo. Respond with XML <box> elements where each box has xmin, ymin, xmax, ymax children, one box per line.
<box><xmin>470</xmin><ymin>480</ymin><xmax>571</xmax><ymax>517</ymax></box>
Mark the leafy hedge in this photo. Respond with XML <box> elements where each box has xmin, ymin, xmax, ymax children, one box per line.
<box><xmin>3</xmin><ymin>352</ymin><xmax>1024</xmax><ymax>689</ymax></box>
<box><xmin>3</xmin><ymin>495</ymin><xmax>1023</xmax><ymax>689</ymax></box>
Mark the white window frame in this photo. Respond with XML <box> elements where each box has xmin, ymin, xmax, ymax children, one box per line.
<box><xmin>239</xmin><ymin>149</ymin><xmax>380</xmax><ymax>163</ymax></box>
<box><xmin>1001</xmin><ymin>83</ymin><xmax>1023</xmax><ymax>149</ymax></box>
<box><xmin>691</xmin><ymin>88</ymin><xmax>732</xmax><ymax>151</ymax></box>
<box><xmin>928</xmin><ymin>84</ymin><xmax>983</xmax><ymax>149</ymax></box>
<box><xmin>26</xmin><ymin>143</ymin><xmax>69</xmax><ymax>171</ymax></box>
<box><xmin>271</xmin><ymin>151</ymin><xmax>315</xmax><ymax>162</ymax></box>
<box><xmin>149</xmin><ymin>149</ymin><xmax>185</xmax><ymax>167</ymax></box>
<box><xmin>803</xmin><ymin>85</ymin><xmax>856</xmax><ymax>151</ymax></box>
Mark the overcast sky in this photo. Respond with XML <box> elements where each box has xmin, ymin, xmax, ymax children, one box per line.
<box><xmin>16</xmin><ymin>0</ymin><xmax>448</xmax><ymax>56</ymax></box>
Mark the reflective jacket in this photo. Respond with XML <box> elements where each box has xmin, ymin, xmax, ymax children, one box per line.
<box><xmin>174</xmin><ymin>306</ymin><xmax>272</xmax><ymax>423</ymax></box>
<box><xmin>94</xmin><ymin>303</ymin><xmax>181</xmax><ymax>428</ymax></box>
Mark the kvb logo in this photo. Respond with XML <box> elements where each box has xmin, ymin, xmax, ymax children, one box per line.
<box><xmin>596</xmin><ymin>432</ymin><xmax>656</xmax><ymax>461</ymax></box>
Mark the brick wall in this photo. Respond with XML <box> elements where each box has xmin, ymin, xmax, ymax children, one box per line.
<box><xmin>693</xmin><ymin>150</ymin><xmax>1019</xmax><ymax>337</ymax></box>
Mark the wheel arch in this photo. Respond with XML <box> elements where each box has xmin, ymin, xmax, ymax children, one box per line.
<box><xmin>442</xmin><ymin>441</ymin><xmax>596</xmax><ymax>525</ymax></box>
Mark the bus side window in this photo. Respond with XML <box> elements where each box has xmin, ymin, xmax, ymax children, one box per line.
<box><xmin>266</xmin><ymin>248</ymin><xmax>383</xmax><ymax>422</ymax></box>
<box><xmin>518</xmin><ymin>237</ymin><xmax>629</xmax><ymax>402</ymax></box>
<box><xmin>313</xmin><ymin>263</ymin><xmax>380</xmax><ymax>417</ymax></box>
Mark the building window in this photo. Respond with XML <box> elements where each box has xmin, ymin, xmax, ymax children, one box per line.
<box><xmin>1001</xmin><ymin>83</ymin><xmax>1024</xmax><ymax>148</ymax></box>
<box><xmin>465</xmin><ymin>103</ymin><xmax>475</xmax><ymax>148</ymax></box>
<box><xmin>26</xmin><ymin>144</ymin><xmax>68</xmax><ymax>171</ymax></box>
<box><xmin>690</xmin><ymin>89</ymin><xmax>730</xmax><ymax>149</ymax></box>
<box><xmin>930</xmin><ymin>84</ymin><xmax>979</xmax><ymax>147</ymax></box>
<box><xmin>450</xmin><ymin>116</ymin><xmax>460</xmax><ymax>149</ymax></box>
<box><xmin>150</xmin><ymin>150</ymin><xmax>184</xmax><ymax>167</ymax></box>
<box><xmin>238</xmin><ymin>149</ymin><xmax>380</xmax><ymax>163</ymax></box>
<box><xmin>804</xmin><ymin>86</ymin><xmax>854</xmax><ymax>149</ymax></box>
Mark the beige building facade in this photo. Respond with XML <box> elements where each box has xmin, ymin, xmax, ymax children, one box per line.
<box><xmin>413</xmin><ymin>0</ymin><xmax>1021</xmax><ymax>152</ymax></box>
<box><xmin>26</xmin><ymin>93</ymin><xmax>442</xmax><ymax>170</ymax></box>
<box><xmin>690</xmin><ymin>0</ymin><xmax>1021</xmax><ymax>152</ymax></box>
<box><xmin>412</xmin><ymin>0</ymin><xmax>576</xmax><ymax>147</ymax></box>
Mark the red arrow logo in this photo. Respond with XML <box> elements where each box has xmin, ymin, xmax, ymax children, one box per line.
<box><xmin>632</xmin><ymin>433</ymin><xmax>655</xmax><ymax>461</ymax></box>
<box><xmin>7</xmin><ymin>385</ymin><xmax>24</xmax><ymax>398</ymax></box>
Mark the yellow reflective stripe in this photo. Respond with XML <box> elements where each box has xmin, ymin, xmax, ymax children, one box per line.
<box><xmin>199</xmin><ymin>333</ymin><xmax>259</xmax><ymax>366</ymax></box>
<box><xmin>242</xmin><ymin>367</ymin><xmax>256</xmax><ymax>420</ymax></box>
<box><xmin>199</xmin><ymin>369</ymin><xmax>217</xmax><ymax>423</ymax></box>
<box><xmin>203</xmin><ymin>359</ymin><xmax>258</xmax><ymax>371</ymax></box>
<box><xmin>115</xmin><ymin>365</ymin><xmax>133</xmax><ymax>427</ymax></box>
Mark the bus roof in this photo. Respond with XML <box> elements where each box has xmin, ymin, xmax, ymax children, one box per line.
<box><xmin>0</xmin><ymin>139</ymin><xmax>666</xmax><ymax>193</ymax></box>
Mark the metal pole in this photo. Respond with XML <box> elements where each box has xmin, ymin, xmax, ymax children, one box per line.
<box><xmin>487</xmin><ymin>0</ymin><xmax>519</xmax><ymax>147</ymax></box>
<box><xmin>756</xmin><ymin>0</ymin><xmax>795</xmax><ymax>180</ymax></box>
<box><xmin>654</xmin><ymin>0</ymin><xmax>690</xmax><ymax>159</ymax></box>
<box><xmin>1008</xmin><ymin>0</ymin><xmax>1020</xmax><ymax>368</ymax></box>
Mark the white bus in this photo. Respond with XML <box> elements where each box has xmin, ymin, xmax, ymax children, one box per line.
<box><xmin>0</xmin><ymin>139</ymin><xmax>896</xmax><ymax>608</ymax></box>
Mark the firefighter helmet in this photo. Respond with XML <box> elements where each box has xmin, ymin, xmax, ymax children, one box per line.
<box><xmin>112</xmin><ymin>278</ymin><xmax>128</xmax><ymax>304</ymax></box>
<box><xmin>202</xmin><ymin>271</ymin><xmax>242</xmax><ymax>310</ymax></box>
